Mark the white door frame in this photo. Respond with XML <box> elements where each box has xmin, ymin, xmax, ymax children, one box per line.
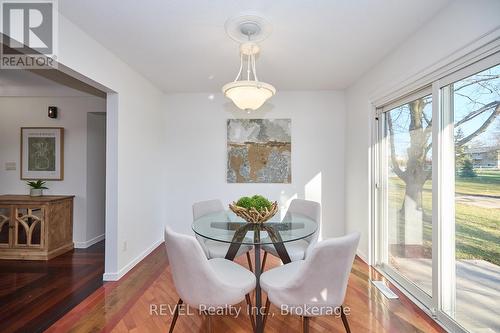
<box><xmin>53</xmin><ymin>62</ymin><xmax>119</xmax><ymax>279</ymax></box>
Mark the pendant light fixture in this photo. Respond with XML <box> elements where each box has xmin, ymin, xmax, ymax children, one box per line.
<box><xmin>222</xmin><ymin>17</ymin><xmax>276</xmax><ymax>112</ymax></box>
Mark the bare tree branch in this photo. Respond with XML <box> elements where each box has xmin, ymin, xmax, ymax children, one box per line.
<box><xmin>455</xmin><ymin>92</ymin><xmax>486</xmax><ymax>106</ymax></box>
<box><xmin>478</xmin><ymin>81</ymin><xmax>494</xmax><ymax>94</ymax></box>
<box><xmin>422</xmin><ymin>97</ymin><xmax>432</xmax><ymax>108</ymax></box>
<box><xmin>423</xmin><ymin>111</ymin><xmax>432</xmax><ymax>127</ymax></box>
<box><xmin>386</xmin><ymin>112</ymin><xmax>406</xmax><ymax>180</ymax></box>
<box><xmin>454</xmin><ymin>75</ymin><xmax>500</xmax><ymax>92</ymax></box>
<box><xmin>455</xmin><ymin>101</ymin><xmax>499</xmax><ymax>128</ymax></box>
<box><xmin>425</xmin><ymin>142</ymin><xmax>432</xmax><ymax>155</ymax></box>
<box><xmin>457</xmin><ymin>102</ymin><xmax>500</xmax><ymax>146</ymax></box>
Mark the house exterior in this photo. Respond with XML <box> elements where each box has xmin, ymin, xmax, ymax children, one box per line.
<box><xmin>465</xmin><ymin>147</ymin><xmax>500</xmax><ymax>169</ymax></box>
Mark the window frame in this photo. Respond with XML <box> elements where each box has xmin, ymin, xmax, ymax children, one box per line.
<box><xmin>371</xmin><ymin>44</ymin><xmax>500</xmax><ymax>333</ymax></box>
<box><xmin>375</xmin><ymin>87</ymin><xmax>434</xmax><ymax>310</ymax></box>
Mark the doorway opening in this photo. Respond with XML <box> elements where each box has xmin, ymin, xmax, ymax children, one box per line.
<box><xmin>0</xmin><ymin>67</ymin><xmax>108</xmax><ymax>331</ymax></box>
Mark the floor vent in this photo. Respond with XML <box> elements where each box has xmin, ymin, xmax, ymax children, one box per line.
<box><xmin>372</xmin><ymin>281</ymin><xmax>399</xmax><ymax>299</ymax></box>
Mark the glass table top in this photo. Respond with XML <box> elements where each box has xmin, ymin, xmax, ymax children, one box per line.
<box><xmin>192</xmin><ymin>211</ymin><xmax>318</xmax><ymax>245</ymax></box>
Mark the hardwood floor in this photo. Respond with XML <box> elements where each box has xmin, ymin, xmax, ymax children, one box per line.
<box><xmin>49</xmin><ymin>243</ymin><xmax>445</xmax><ymax>333</ymax></box>
<box><xmin>0</xmin><ymin>241</ymin><xmax>104</xmax><ymax>333</ymax></box>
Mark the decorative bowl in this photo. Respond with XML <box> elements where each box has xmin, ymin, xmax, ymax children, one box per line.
<box><xmin>229</xmin><ymin>201</ymin><xmax>278</xmax><ymax>224</ymax></box>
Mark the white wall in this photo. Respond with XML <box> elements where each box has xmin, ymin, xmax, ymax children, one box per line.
<box><xmin>86</xmin><ymin>112</ymin><xmax>106</xmax><ymax>246</ymax></box>
<box><xmin>0</xmin><ymin>96</ymin><xmax>106</xmax><ymax>246</ymax></box>
<box><xmin>43</xmin><ymin>0</ymin><xmax>499</xmax><ymax>279</ymax></box>
<box><xmin>164</xmin><ymin>91</ymin><xmax>346</xmax><ymax>239</ymax></box>
<box><xmin>57</xmin><ymin>14</ymin><xmax>166</xmax><ymax>279</ymax></box>
<box><xmin>344</xmin><ymin>0</ymin><xmax>500</xmax><ymax>262</ymax></box>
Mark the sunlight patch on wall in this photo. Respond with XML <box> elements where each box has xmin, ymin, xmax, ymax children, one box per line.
<box><xmin>280</xmin><ymin>191</ymin><xmax>298</xmax><ymax>218</ymax></box>
<box><xmin>305</xmin><ymin>172</ymin><xmax>322</xmax><ymax>239</ymax></box>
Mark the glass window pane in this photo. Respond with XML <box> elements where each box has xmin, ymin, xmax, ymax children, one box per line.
<box><xmin>450</xmin><ymin>63</ymin><xmax>500</xmax><ymax>332</ymax></box>
<box><xmin>385</xmin><ymin>94</ymin><xmax>433</xmax><ymax>296</ymax></box>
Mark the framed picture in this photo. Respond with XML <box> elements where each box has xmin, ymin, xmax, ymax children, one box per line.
<box><xmin>227</xmin><ymin>119</ymin><xmax>291</xmax><ymax>183</ymax></box>
<box><xmin>21</xmin><ymin>127</ymin><xmax>64</xmax><ymax>180</ymax></box>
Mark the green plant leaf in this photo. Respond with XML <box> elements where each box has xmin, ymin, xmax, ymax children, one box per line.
<box><xmin>26</xmin><ymin>180</ymin><xmax>48</xmax><ymax>189</ymax></box>
<box><xmin>236</xmin><ymin>195</ymin><xmax>272</xmax><ymax>212</ymax></box>
<box><xmin>236</xmin><ymin>196</ymin><xmax>253</xmax><ymax>209</ymax></box>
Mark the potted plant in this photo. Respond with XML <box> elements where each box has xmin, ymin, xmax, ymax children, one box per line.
<box><xmin>229</xmin><ymin>195</ymin><xmax>278</xmax><ymax>224</ymax></box>
<box><xmin>27</xmin><ymin>180</ymin><xmax>48</xmax><ymax>197</ymax></box>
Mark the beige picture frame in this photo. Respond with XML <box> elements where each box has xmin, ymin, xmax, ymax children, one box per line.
<box><xmin>20</xmin><ymin>127</ymin><xmax>64</xmax><ymax>180</ymax></box>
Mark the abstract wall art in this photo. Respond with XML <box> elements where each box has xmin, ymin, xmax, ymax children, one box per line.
<box><xmin>227</xmin><ymin>119</ymin><xmax>291</xmax><ymax>183</ymax></box>
<box><xmin>21</xmin><ymin>127</ymin><xmax>64</xmax><ymax>180</ymax></box>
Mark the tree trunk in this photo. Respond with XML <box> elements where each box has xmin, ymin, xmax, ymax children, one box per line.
<box><xmin>397</xmin><ymin>181</ymin><xmax>425</xmax><ymax>256</ymax></box>
<box><xmin>403</xmin><ymin>180</ymin><xmax>424</xmax><ymax>210</ymax></box>
<box><xmin>397</xmin><ymin>99</ymin><xmax>429</xmax><ymax>256</ymax></box>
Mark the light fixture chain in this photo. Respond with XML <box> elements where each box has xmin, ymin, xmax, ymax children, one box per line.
<box><xmin>252</xmin><ymin>53</ymin><xmax>258</xmax><ymax>81</ymax></box>
<box><xmin>247</xmin><ymin>53</ymin><xmax>251</xmax><ymax>80</ymax></box>
<box><xmin>234</xmin><ymin>53</ymin><xmax>244</xmax><ymax>82</ymax></box>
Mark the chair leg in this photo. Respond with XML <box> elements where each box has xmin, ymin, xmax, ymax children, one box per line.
<box><xmin>207</xmin><ymin>314</ymin><xmax>213</xmax><ymax>333</ymax></box>
<box><xmin>340</xmin><ymin>305</ymin><xmax>351</xmax><ymax>333</ymax></box>
<box><xmin>168</xmin><ymin>298</ymin><xmax>183</xmax><ymax>333</ymax></box>
<box><xmin>246</xmin><ymin>252</ymin><xmax>254</xmax><ymax>272</ymax></box>
<box><xmin>202</xmin><ymin>311</ymin><xmax>213</xmax><ymax>333</ymax></box>
<box><xmin>245</xmin><ymin>294</ymin><xmax>256</xmax><ymax>332</ymax></box>
<box><xmin>302</xmin><ymin>316</ymin><xmax>310</xmax><ymax>333</ymax></box>
<box><xmin>262</xmin><ymin>297</ymin><xmax>271</xmax><ymax>330</ymax></box>
<box><xmin>261</xmin><ymin>251</ymin><xmax>268</xmax><ymax>271</ymax></box>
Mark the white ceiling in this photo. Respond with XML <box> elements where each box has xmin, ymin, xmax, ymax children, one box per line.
<box><xmin>59</xmin><ymin>0</ymin><xmax>452</xmax><ymax>93</ymax></box>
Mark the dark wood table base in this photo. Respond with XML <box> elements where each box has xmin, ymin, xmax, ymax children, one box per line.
<box><xmin>225</xmin><ymin>224</ymin><xmax>292</xmax><ymax>333</ymax></box>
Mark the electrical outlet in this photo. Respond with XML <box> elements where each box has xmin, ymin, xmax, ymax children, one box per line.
<box><xmin>5</xmin><ymin>162</ymin><xmax>16</xmax><ymax>170</ymax></box>
<box><xmin>122</xmin><ymin>241</ymin><xmax>127</xmax><ymax>251</ymax></box>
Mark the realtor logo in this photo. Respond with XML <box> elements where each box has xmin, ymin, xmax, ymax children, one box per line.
<box><xmin>1</xmin><ymin>0</ymin><xmax>58</xmax><ymax>69</ymax></box>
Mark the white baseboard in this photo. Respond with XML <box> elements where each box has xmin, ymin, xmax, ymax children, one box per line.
<box><xmin>74</xmin><ymin>234</ymin><xmax>105</xmax><ymax>248</ymax></box>
<box><xmin>103</xmin><ymin>238</ymin><xmax>163</xmax><ymax>281</ymax></box>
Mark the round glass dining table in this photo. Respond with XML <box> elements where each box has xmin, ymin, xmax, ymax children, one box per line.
<box><xmin>192</xmin><ymin>210</ymin><xmax>318</xmax><ymax>333</ymax></box>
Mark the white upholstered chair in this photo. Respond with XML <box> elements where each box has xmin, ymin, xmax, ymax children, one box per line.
<box><xmin>261</xmin><ymin>199</ymin><xmax>321</xmax><ymax>269</ymax></box>
<box><xmin>260</xmin><ymin>232</ymin><xmax>360</xmax><ymax>333</ymax></box>
<box><xmin>193</xmin><ymin>199</ymin><xmax>254</xmax><ymax>271</ymax></box>
<box><xmin>164</xmin><ymin>226</ymin><xmax>256</xmax><ymax>332</ymax></box>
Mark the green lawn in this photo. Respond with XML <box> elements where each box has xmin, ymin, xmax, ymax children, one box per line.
<box><xmin>455</xmin><ymin>170</ymin><xmax>500</xmax><ymax>196</ymax></box>
<box><xmin>388</xmin><ymin>170</ymin><xmax>500</xmax><ymax>266</ymax></box>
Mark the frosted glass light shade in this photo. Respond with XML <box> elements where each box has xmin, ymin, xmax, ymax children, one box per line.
<box><xmin>222</xmin><ymin>80</ymin><xmax>276</xmax><ymax>111</ymax></box>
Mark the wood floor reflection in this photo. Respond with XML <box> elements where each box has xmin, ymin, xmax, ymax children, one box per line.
<box><xmin>48</xmin><ymin>244</ymin><xmax>445</xmax><ymax>332</ymax></box>
<box><xmin>0</xmin><ymin>241</ymin><xmax>104</xmax><ymax>333</ymax></box>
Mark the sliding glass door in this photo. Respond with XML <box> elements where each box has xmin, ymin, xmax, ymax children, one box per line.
<box><xmin>375</xmin><ymin>53</ymin><xmax>500</xmax><ymax>333</ymax></box>
<box><xmin>444</xmin><ymin>63</ymin><xmax>500</xmax><ymax>333</ymax></box>
<box><xmin>381</xmin><ymin>91</ymin><xmax>433</xmax><ymax>298</ymax></box>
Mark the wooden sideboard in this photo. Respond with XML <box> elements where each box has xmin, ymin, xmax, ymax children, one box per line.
<box><xmin>0</xmin><ymin>195</ymin><xmax>74</xmax><ymax>260</ymax></box>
